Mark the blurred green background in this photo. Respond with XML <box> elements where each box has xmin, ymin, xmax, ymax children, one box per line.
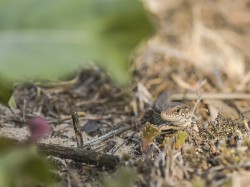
<box><xmin>0</xmin><ymin>0</ymin><xmax>153</xmax><ymax>83</ymax></box>
<box><xmin>0</xmin><ymin>0</ymin><xmax>153</xmax><ymax>107</ymax></box>
<box><xmin>0</xmin><ymin>1</ymin><xmax>153</xmax><ymax>185</ymax></box>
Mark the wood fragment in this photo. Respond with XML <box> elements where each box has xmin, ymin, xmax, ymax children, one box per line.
<box><xmin>1</xmin><ymin>137</ymin><xmax>120</xmax><ymax>169</ymax></box>
<box><xmin>71</xmin><ymin>111</ymin><xmax>83</xmax><ymax>148</ymax></box>
<box><xmin>38</xmin><ymin>143</ymin><xmax>120</xmax><ymax>169</ymax></box>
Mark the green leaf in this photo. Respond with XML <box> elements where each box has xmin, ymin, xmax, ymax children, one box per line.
<box><xmin>23</xmin><ymin>156</ymin><xmax>54</xmax><ymax>184</ymax></box>
<box><xmin>0</xmin><ymin>0</ymin><xmax>153</xmax><ymax>85</ymax></box>
<box><xmin>174</xmin><ymin>130</ymin><xmax>189</xmax><ymax>149</ymax></box>
<box><xmin>7</xmin><ymin>95</ymin><xmax>17</xmax><ymax>112</ymax></box>
<box><xmin>0</xmin><ymin>75</ymin><xmax>15</xmax><ymax>110</ymax></box>
<box><xmin>141</xmin><ymin>123</ymin><xmax>160</xmax><ymax>152</ymax></box>
<box><xmin>0</xmin><ymin>141</ymin><xmax>54</xmax><ymax>186</ymax></box>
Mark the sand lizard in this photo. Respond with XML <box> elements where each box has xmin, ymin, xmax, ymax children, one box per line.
<box><xmin>153</xmin><ymin>92</ymin><xmax>193</xmax><ymax>131</ymax></box>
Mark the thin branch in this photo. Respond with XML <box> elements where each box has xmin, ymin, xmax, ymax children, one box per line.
<box><xmin>83</xmin><ymin>125</ymin><xmax>130</xmax><ymax>147</ymax></box>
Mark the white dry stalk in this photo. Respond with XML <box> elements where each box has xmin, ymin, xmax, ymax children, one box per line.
<box><xmin>137</xmin><ymin>82</ymin><xmax>154</xmax><ymax>111</ymax></box>
<box><xmin>191</xmin><ymin>79</ymin><xmax>207</xmax><ymax>116</ymax></box>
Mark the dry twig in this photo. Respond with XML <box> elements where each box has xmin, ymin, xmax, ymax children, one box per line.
<box><xmin>71</xmin><ymin>111</ymin><xmax>83</xmax><ymax>148</ymax></box>
<box><xmin>38</xmin><ymin>143</ymin><xmax>120</xmax><ymax>169</ymax></box>
<box><xmin>83</xmin><ymin>125</ymin><xmax>130</xmax><ymax>147</ymax></box>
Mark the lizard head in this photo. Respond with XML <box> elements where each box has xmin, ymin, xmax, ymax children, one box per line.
<box><xmin>160</xmin><ymin>102</ymin><xmax>192</xmax><ymax>126</ymax></box>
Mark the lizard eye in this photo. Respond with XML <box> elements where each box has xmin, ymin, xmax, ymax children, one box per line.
<box><xmin>176</xmin><ymin>107</ymin><xmax>181</xmax><ymax>113</ymax></box>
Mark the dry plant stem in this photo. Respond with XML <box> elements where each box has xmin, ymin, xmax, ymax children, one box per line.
<box><xmin>244</xmin><ymin>119</ymin><xmax>250</xmax><ymax>131</ymax></box>
<box><xmin>191</xmin><ymin>94</ymin><xmax>201</xmax><ymax>116</ymax></box>
<box><xmin>38</xmin><ymin>143</ymin><xmax>120</xmax><ymax>169</ymax></box>
<box><xmin>170</xmin><ymin>93</ymin><xmax>250</xmax><ymax>101</ymax></box>
<box><xmin>83</xmin><ymin>125</ymin><xmax>130</xmax><ymax>146</ymax></box>
<box><xmin>191</xmin><ymin>79</ymin><xmax>207</xmax><ymax>115</ymax></box>
<box><xmin>71</xmin><ymin>111</ymin><xmax>83</xmax><ymax>148</ymax></box>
